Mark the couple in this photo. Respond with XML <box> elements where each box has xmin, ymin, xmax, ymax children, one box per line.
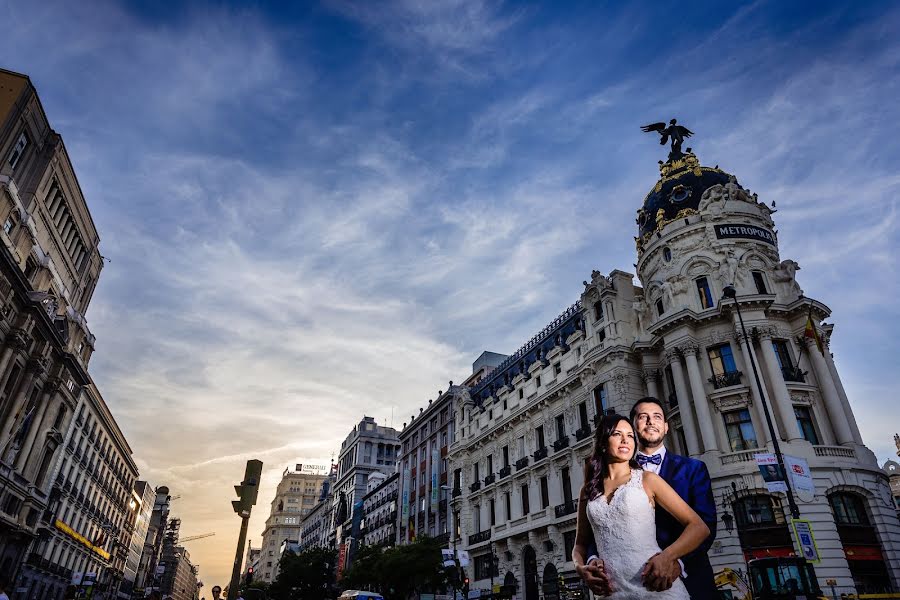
<box><xmin>573</xmin><ymin>397</ymin><xmax>718</xmax><ymax>599</ymax></box>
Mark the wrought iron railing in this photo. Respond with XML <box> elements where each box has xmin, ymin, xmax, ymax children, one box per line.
<box><xmin>515</xmin><ymin>457</ymin><xmax>529</xmax><ymax>470</ymax></box>
<box><xmin>781</xmin><ymin>366</ymin><xmax>806</xmax><ymax>383</ymax></box>
<box><xmin>533</xmin><ymin>447</ymin><xmax>548</xmax><ymax>461</ymax></box>
<box><xmin>498</xmin><ymin>466</ymin><xmax>511</xmax><ymax>479</ymax></box>
<box><xmin>554</xmin><ymin>500</ymin><xmax>578</xmax><ymax>518</ymax></box>
<box><xmin>468</xmin><ymin>530</ymin><xmax>491</xmax><ymax>545</ymax></box>
<box><xmin>708</xmin><ymin>370</ymin><xmax>743</xmax><ymax>389</ymax></box>
<box><xmin>553</xmin><ymin>436</ymin><xmax>570</xmax><ymax>452</ymax></box>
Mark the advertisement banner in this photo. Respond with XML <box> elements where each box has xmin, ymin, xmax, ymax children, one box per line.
<box><xmin>755</xmin><ymin>453</ymin><xmax>787</xmax><ymax>493</ymax></box>
<box><xmin>337</xmin><ymin>543</ymin><xmax>347</xmax><ymax>579</ymax></box>
<box><xmin>784</xmin><ymin>455</ymin><xmax>815</xmax><ymax>502</ymax></box>
<box><xmin>431</xmin><ymin>448</ymin><xmax>440</xmax><ymax>511</ymax></box>
<box><xmin>791</xmin><ymin>519</ymin><xmax>821</xmax><ymax>563</ymax></box>
<box><xmin>401</xmin><ymin>467</ymin><xmax>410</xmax><ymax>522</ymax></box>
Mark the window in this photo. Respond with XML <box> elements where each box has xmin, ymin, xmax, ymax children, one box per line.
<box><xmin>772</xmin><ymin>340</ymin><xmax>792</xmax><ymax>369</ymax></box>
<box><xmin>518</xmin><ymin>388</ymin><xmax>523</xmax><ymax>399</ymax></box>
<box><xmin>708</xmin><ymin>344</ymin><xmax>738</xmax><ymax>375</ymax></box>
<box><xmin>540</xmin><ymin>476</ymin><xmax>550</xmax><ymax>509</ymax></box>
<box><xmin>593</xmin><ymin>301</ymin><xmax>604</xmax><ymax>322</ymax></box>
<box><xmin>664</xmin><ymin>366</ymin><xmax>678</xmax><ymax>407</ymax></box>
<box><xmin>473</xmin><ymin>504</ymin><xmax>481</xmax><ymax>531</ymax></box>
<box><xmin>656</xmin><ymin>298</ymin><xmax>665</xmax><ymax>318</ymax></box>
<box><xmin>561</xmin><ymin>467</ymin><xmax>573</xmax><ymax>504</ymax></box>
<box><xmin>734</xmin><ymin>495</ymin><xmax>780</xmax><ymax>528</ymax></box>
<box><xmin>474</xmin><ymin>554</ymin><xmax>496</xmax><ymax>580</ymax></box>
<box><xmin>563</xmin><ymin>530</ymin><xmax>577</xmax><ymax>562</ymax></box>
<box><xmin>3</xmin><ymin>215</ymin><xmax>16</xmax><ymax>236</ymax></box>
<box><xmin>723</xmin><ymin>409</ymin><xmax>758</xmax><ymax>451</ymax></box>
<box><xmin>555</xmin><ymin>414</ymin><xmax>566</xmax><ymax>440</ymax></box>
<box><xmin>504</xmin><ymin>492</ymin><xmax>512</xmax><ymax>520</ymax></box>
<box><xmin>554</xmin><ymin>363</ymin><xmax>561</xmax><ymax>376</ymax></box>
<box><xmin>489</xmin><ymin>499</ymin><xmax>496</xmax><ymax>526</ymax></box>
<box><xmin>453</xmin><ymin>468</ymin><xmax>461</xmax><ymax>490</ymax></box>
<box><xmin>794</xmin><ymin>406</ymin><xmax>819</xmax><ymax>445</ymax></box>
<box><xmin>578</xmin><ymin>401</ymin><xmax>589</xmax><ymax>430</ymax></box>
<box><xmin>663</xmin><ymin>247</ymin><xmax>672</xmax><ymax>262</ymax></box>
<box><xmin>517</xmin><ymin>436</ymin><xmax>525</xmax><ymax>457</ymax></box>
<box><xmin>521</xmin><ymin>484</ymin><xmax>530</xmax><ymax>515</ymax></box>
<box><xmin>502</xmin><ymin>446</ymin><xmax>509</xmax><ymax>468</ymax></box>
<box><xmin>695</xmin><ymin>277</ymin><xmax>714</xmax><ymax>309</ymax></box>
<box><xmin>593</xmin><ymin>384</ymin><xmax>607</xmax><ymax>416</ymax></box>
<box><xmin>535</xmin><ymin>425</ymin><xmax>545</xmax><ymax>450</ymax></box>
<box><xmin>536</xmin><ymin>375</ymin><xmax>541</xmax><ymax>387</ymax></box>
<box><xmin>8</xmin><ymin>131</ymin><xmax>28</xmax><ymax>169</ymax></box>
<box><xmin>830</xmin><ymin>493</ymin><xmax>870</xmax><ymax>525</ymax></box>
<box><xmin>473</xmin><ymin>463</ymin><xmax>479</xmax><ymax>482</ymax></box>
<box><xmin>752</xmin><ymin>271</ymin><xmax>768</xmax><ymax>294</ymax></box>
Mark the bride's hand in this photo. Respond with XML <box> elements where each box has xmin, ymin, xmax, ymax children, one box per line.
<box><xmin>641</xmin><ymin>551</ymin><xmax>681</xmax><ymax>592</ymax></box>
<box><xmin>576</xmin><ymin>558</ymin><xmax>614</xmax><ymax>596</ymax></box>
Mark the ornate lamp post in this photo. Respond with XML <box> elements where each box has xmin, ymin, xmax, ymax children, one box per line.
<box><xmin>721</xmin><ymin>285</ymin><xmax>800</xmax><ymax>520</ymax></box>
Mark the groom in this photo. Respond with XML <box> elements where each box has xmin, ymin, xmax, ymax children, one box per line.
<box><xmin>581</xmin><ymin>397</ymin><xmax>718</xmax><ymax>598</ymax></box>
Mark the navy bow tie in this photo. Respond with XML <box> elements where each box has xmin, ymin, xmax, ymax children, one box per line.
<box><xmin>637</xmin><ymin>454</ymin><xmax>662</xmax><ymax>466</ymax></box>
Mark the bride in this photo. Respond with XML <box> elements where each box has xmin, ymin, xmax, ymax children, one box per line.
<box><xmin>572</xmin><ymin>414</ymin><xmax>709</xmax><ymax>599</ymax></box>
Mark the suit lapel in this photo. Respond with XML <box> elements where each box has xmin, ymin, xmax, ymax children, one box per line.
<box><xmin>658</xmin><ymin>451</ymin><xmax>678</xmax><ymax>483</ymax></box>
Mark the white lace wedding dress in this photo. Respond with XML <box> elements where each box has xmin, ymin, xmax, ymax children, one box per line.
<box><xmin>586</xmin><ymin>469</ymin><xmax>689</xmax><ymax>599</ymax></box>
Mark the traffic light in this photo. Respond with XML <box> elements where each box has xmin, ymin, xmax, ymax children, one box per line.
<box><xmin>244</xmin><ymin>567</ymin><xmax>254</xmax><ymax>585</ymax></box>
<box><xmin>463</xmin><ymin>577</ymin><xmax>469</xmax><ymax>596</ymax></box>
<box><xmin>232</xmin><ymin>460</ymin><xmax>263</xmax><ymax>517</ymax></box>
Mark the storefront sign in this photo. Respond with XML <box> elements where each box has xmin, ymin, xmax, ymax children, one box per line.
<box><xmin>755</xmin><ymin>454</ymin><xmax>787</xmax><ymax>493</ymax></box>
<box><xmin>714</xmin><ymin>224</ymin><xmax>777</xmax><ymax>246</ymax></box>
<box><xmin>56</xmin><ymin>520</ymin><xmax>110</xmax><ymax>560</ymax></box>
<box><xmin>791</xmin><ymin>519</ymin><xmax>820</xmax><ymax>563</ymax></box>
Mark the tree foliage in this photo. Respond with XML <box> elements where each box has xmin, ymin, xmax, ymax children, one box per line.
<box><xmin>340</xmin><ymin>537</ymin><xmax>447</xmax><ymax>600</ymax></box>
<box><xmin>269</xmin><ymin>548</ymin><xmax>338</xmax><ymax>600</ymax></box>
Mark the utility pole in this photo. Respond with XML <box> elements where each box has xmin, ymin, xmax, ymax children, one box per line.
<box><xmin>228</xmin><ymin>460</ymin><xmax>263</xmax><ymax>600</ymax></box>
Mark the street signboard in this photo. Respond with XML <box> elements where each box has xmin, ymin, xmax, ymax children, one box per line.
<box><xmin>791</xmin><ymin>519</ymin><xmax>821</xmax><ymax>563</ymax></box>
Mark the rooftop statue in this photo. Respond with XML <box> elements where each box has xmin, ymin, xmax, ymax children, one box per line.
<box><xmin>641</xmin><ymin>118</ymin><xmax>694</xmax><ymax>161</ymax></box>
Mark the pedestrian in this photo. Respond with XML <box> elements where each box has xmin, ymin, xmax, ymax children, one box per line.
<box><xmin>210</xmin><ymin>587</ymin><xmax>222</xmax><ymax>600</ymax></box>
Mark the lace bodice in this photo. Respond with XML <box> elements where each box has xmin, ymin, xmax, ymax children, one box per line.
<box><xmin>586</xmin><ymin>469</ymin><xmax>688</xmax><ymax>599</ymax></box>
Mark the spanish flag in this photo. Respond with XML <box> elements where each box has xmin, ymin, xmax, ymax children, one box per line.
<box><xmin>804</xmin><ymin>314</ymin><xmax>824</xmax><ymax>355</ymax></box>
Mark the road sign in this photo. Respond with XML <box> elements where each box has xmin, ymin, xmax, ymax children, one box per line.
<box><xmin>790</xmin><ymin>519</ymin><xmax>820</xmax><ymax>563</ymax></box>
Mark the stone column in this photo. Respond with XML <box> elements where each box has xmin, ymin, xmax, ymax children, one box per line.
<box><xmin>758</xmin><ymin>329</ymin><xmax>804</xmax><ymax>441</ymax></box>
<box><xmin>641</xmin><ymin>367</ymin><xmax>660</xmax><ymax>400</ymax></box>
<box><xmin>665</xmin><ymin>349</ymin><xmax>700</xmax><ymax>456</ymax></box>
<box><xmin>805</xmin><ymin>338</ymin><xmax>854</xmax><ymax>445</ymax></box>
<box><xmin>729</xmin><ymin>336</ymin><xmax>771</xmax><ymax>446</ymax></box>
<box><xmin>821</xmin><ymin>341</ymin><xmax>864</xmax><ymax>445</ymax></box>
<box><xmin>0</xmin><ymin>357</ymin><xmax>46</xmax><ymax>453</ymax></box>
<box><xmin>681</xmin><ymin>343</ymin><xmax>719</xmax><ymax>453</ymax></box>
<box><xmin>17</xmin><ymin>381</ymin><xmax>59</xmax><ymax>472</ymax></box>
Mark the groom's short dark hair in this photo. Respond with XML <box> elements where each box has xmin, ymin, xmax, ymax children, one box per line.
<box><xmin>630</xmin><ymin>397</ymin><xmax>667</xmax><ymax>422</ymax></box>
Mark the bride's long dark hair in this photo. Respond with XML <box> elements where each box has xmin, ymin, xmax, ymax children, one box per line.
<box><xmin>584</xmin><ymin>413</ymin><xmax>642</xmax><ymax>500</ymax></box>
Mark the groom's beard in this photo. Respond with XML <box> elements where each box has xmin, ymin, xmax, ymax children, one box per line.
<box><xmin>637</xmin><ymin>431</ymin><xmax>665</xmax><ymax>452</ymax></box>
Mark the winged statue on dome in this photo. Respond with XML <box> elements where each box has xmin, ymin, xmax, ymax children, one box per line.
<box><xmin>641</xmin><ymin>118</ymin><xmax>694</xmax><ymax>160</ymax></box>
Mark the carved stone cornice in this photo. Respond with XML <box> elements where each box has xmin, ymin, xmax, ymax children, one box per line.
<box><xmin>28</xmin><ymin>356</ymin><xmax>49</xmax><ymax>377</ymax></box>
<box><xmin>712</xmin><ymin>392</ymin><xmax>750</xmax><ymax>413</ymax></box>
<box><xmin>664</xmin><ymin>347</ymin><xmax>681</xmax><ymax>364</ymax></box>
<box><xmin>678</xmin><ymin>341</ymin><xmax>700</xmax><ymax>356</ymax></box>
<box><xmin>641</xmin><ymin>368</ymin><xmax>659</xmax><ymax>383</ymax></box>
<box><xmin>7</xmin><ymin>328</ymin><xmax>30</xmax><ymax>351</ymax></box>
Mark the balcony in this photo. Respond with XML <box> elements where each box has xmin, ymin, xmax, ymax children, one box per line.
<box><xmin>709</xmin><ymin>370</ymin><xmax>743</xmax><ymax>389</ymax></box>
<box><xmin>575</xmin><ymin>427</ymin><xmax>592</xmax><ymax>442</ymax></box>
<box><xmin>483</xmin><ymin>474</ymin><xmax>496</xmax><ymax>485</ymax></box>
<box><xmin>552</xmin><ymin>436</ymin><xmax>570</xmax><ymax>452</ymax></box>
<box><xmin>814</xmin><ymin>445</ymin><xmax>855</xmax><ymax>459</ymax></box>
<box><xmin>468</xmin><ymin>530</ymin><xmax>491</xmax><ymax>545</ymax></box>
<box><xmin>470</xmin><ymin>481</ymin><xmax>481</xmax><ymax>492</ymax></box>
<box><xmin>452</xmin><ymin>487</ymin><xmax>462</xmax><ymax>498</ymax></box>
<box><xmin>781</xmin><ymin>366</ymin><xmax>806</xmax><ymax>383</ymax></box>
<box><xmin>498</xmin><ymin>466</ymin><xmax>511</xmax><ymax>479</ymax></box>
<box><xmin>554</xmin><ymin>500</ymin><xmax>578</xmax><ymax>518</ymax></box>
<box><xmin>533</xmin><ymin>447</ymin><xmax>548</xmax><ymax>461</ymax></box>
<box><xmin>515</xmin><ymin>457</ymin><xmax>529</xmax><ymax>470</ymax></box>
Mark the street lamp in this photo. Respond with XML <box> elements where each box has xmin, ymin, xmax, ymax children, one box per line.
<box><xmin>721</xmin><ymin>285</ymin><xmax>800</xmax><ymax>520</ymax></box>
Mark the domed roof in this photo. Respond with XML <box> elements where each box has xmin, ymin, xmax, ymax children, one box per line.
<box><xmin>637</xmin><ymin>151</ymin><xmax>734</xmax><ymax>237</ymax></box>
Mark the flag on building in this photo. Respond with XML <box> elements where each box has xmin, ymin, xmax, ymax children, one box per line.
<box><xmin>804</xmin><ymin>313</ymin><xmax>824</xmax><ymax>355</ymax></box>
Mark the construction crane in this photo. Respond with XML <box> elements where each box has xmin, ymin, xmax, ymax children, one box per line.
<box><xmin>715</xmin><ymin>567</ymin><xmax>752</xmax><ymax>600</ymax></box>
<box><xmin>180</xmin><ymin>532</ymin><xmax>215</xmax><ymax>543</ymax></box>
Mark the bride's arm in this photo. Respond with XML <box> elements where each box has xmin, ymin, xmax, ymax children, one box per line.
<box><xmin>644</xmin><ymin>471</ymin><xmax>710</xmax><ymax>559</ymax></box>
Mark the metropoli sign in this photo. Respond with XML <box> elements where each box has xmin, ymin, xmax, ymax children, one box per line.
<box><xmin>713</xmin><ymin>224</ymin><xmax>777</xmax><ymax>246</ymax></box>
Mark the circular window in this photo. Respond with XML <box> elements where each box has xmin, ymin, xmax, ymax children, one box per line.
<box><xmin>670</xmin><ymin>185</ymin><xmax>692</xmax><ymax>203</ymax></box>
<box><xmin>663</xmin><ymin>247</ymin><xmax>672</xmax><ymax>262</ymax></box>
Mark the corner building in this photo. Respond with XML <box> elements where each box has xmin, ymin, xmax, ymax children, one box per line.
<box><xmin>450</xmin><ymin>146</ymin><xmax>900</xmax><ymax>597</ymax></box>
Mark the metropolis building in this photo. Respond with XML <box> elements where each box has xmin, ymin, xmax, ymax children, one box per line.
<box><xmin>449</xmin><ymin>139</ymin><xmax>900</xmax><ymax>597</ymax></box>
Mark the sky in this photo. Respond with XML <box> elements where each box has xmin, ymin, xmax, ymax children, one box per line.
<box><xmin>2</xmin><ymin>0</ymin><xmax>900</xmax><ymax>590</ymax></box>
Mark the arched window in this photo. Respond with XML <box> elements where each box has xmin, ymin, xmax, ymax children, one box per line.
<box><xmin>829</xmin><ymin>492</ymin><xmax>870</xmax><ymax>526</ymax></box>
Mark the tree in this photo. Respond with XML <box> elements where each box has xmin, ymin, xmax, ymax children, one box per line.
<box><xmin>377</xmin><ymin>537</ymin><xmax>447</xmax><ymax>600</ymax></box>
<box><xmin>269</xmin><ymin>548</ymin><xmax>337</xmax><ymax>600</ymax></box>
<box><xmin>341</xmin><ymin>544</ymin><xmax>384</xmax><ymax>592</ymax></box>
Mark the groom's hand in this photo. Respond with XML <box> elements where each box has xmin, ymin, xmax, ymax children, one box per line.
<box><xmin>576</xmin><ymin>558</ymin><xmax>613</xmax><ymax>596</ymax></box>
<box><xmin>642</xmin><ymin>552</ymin><xmax>681</xmax><ymax>592</ymax></box>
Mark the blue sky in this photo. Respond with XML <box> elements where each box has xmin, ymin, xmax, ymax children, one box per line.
<box><xmin>3</xmin><ymin>0</ymin><xmax>899</xmax><ymax>587</ymax></box>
